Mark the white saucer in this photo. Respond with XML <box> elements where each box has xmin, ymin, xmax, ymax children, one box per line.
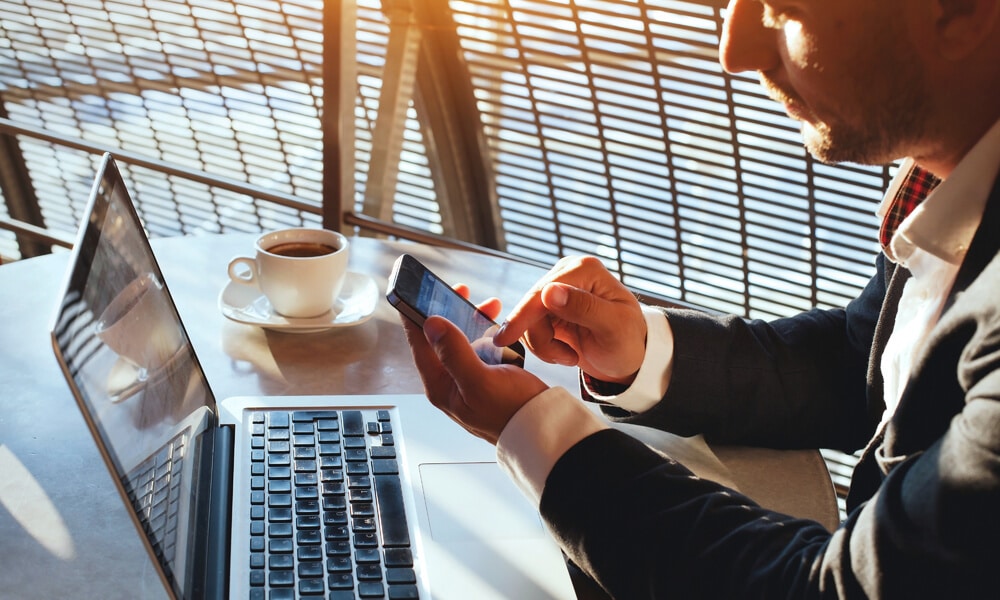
<box><xmin>219</xmin><ymin>272</ymin><xmax>379</xmax><ymax>333</ymax></box>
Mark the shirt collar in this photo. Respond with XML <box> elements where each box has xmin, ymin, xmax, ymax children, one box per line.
<box><xmin>877</xmin><ymin>117</ymin><xmax>1000</xmax><ymax>266</ymax></box>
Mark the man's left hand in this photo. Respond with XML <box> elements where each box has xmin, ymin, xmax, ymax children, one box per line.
<box><xmin>401</xmin><ymin>314</ymin><xmax>549</xmax><ymax>445</ymax></box>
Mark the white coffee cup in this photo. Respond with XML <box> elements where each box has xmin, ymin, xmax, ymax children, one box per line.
<box><xmin>227</xmin><ymin>228</ymin><xmax>350</xmax><ymax>318</ymax></box>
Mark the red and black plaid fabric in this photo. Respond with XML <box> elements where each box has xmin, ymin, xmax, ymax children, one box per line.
<box><xmin>879</xmin><ymin>164</ymin><xmax>942</xmax><ymax>249</ymax></box>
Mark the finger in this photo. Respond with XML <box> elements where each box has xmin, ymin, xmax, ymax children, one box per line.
<box><xmin>423</xmin><ymin>316</ymin><xmax>491</xmax><ymax>412</ymax></box>
<box><xmin>492</xmin><ymin>289</ymin><xmax>547</xmax><ymax>346</ymax></box>
<box><xmin>453</xmin><ymin>283</ymin><xmax>502</xmax><ymax>322</ymax></box>
<box><xmin>541</xmin><ymin>281</ymin><xmax>627</xmax><ymax>340</ymax></box>
<box><xmin>476</xmin><ymin>296</ymin><xmax>503</xmax><ymax>321</ymax></box>
<box><xmin>522</xmin><ymin>324</ymin><xmax>580</xmax><ymax>366</ymax></box>
<box><xmin>399</xmin><ymin>314</ymin><xmax>444</xmax><ymax>379</ymax></box>
<box><xmin>492</xmin><ymin>255</ymin><xmax>596</xmax><ymax>346</ymax></box>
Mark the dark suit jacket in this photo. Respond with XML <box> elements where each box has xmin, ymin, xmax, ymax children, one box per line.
<box><xmin>541</xmin><ymin>178</ymin><xmax>1000</xmax><ymax>598</ymax></box>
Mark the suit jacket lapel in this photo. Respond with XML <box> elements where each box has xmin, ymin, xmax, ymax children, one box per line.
<box><xmin>944</xmin><ymin>175</ymin><xmax>1000</xmax><ymax>311</ymax></box>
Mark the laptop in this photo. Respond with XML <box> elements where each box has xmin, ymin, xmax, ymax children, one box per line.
<box><xmin>50</xmin><ymin>153</ymin><xmax>580</xmax><ymax>600</ymax></box>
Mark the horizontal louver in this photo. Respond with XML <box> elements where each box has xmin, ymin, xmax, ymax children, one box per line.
<box><xmin>448</xmin><ymin>0</ymin><xmax>891</xmax><ymax>319</ymax></box>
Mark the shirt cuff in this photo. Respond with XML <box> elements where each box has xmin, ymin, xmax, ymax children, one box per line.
<box><xmin>496</xmin><ymin>386</ymin><xmax>610</xmax><ymax>507</ymax></box>
<box><xmin>581</xmin><ymin>305</ymin><xmax>674</xmax><ymax>413</ymax></box>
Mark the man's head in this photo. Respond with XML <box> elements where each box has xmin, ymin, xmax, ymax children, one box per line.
<box><xmin>720</xmin><ymin>0</ymin><xmax>1000</xmax><ymax>177</ymax></box>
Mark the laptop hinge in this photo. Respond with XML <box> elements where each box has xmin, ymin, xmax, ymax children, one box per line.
<box><xmin>200</xmin><ymin>424</ymin><xmax>234</xmax><ymax>599</ymax></box>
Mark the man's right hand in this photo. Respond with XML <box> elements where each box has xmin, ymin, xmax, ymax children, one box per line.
<box><xmin>492</xmin><ymin>255</ymin><xmax>647</xmax><ymax>385</ymax></box>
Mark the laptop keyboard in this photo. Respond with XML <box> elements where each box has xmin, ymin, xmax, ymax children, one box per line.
<box><xmin>248</xmin><ymin>409</ymin><xmax>419</xmax><ymax>600</ymax></box>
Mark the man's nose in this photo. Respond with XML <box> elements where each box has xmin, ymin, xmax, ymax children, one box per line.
<box><xmin>719</xmin><ymin>0</ymin><xmax>780</xmax><ymax>74</ymax></box>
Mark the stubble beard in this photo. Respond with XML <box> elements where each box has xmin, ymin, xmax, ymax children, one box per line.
<box><xmin>773</xmin><ymin>38</ymin><xmax>930</xmax><ymax>167</ymax></box>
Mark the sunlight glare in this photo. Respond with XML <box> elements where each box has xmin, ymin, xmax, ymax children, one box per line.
<box><xmin>0</xmin><ymin>445</ymin><xmax>76</xmax><ymax>560</ymax></box>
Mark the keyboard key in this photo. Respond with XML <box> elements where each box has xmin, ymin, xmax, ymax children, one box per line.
<box><xmin>384</xmin><ymin>548</ymin><xmax>413</xmax><ymax>567</ymax></box>
<box><xmin>295</xmin><ymin>473</ymin><xmax>318</xmax><ymax>486</ymax></box>
<box><xmin>326</xmin><ymin>541</ymin><xmax>351</xmax><ymax>556</ymax></box>
<box><xmin>370</xmin><ymin>446</ymin><xmax>395</xmax><ymax>459</ymax></box>
<box><xmin>372</xmin><ymin>458</ymin><xmax>399</xmax><ymax>475</ymax></box>
<box><xmin>294</xmin><ymin>446</ymin><xmax>317</xmax><ymax>459</ymax></box>
<box><xmin>298</xmin><ymin>578</ymin><xmax>325</xmax><ymax>596</ymax></box>
<box><xmin>298</xmin><ymin>561</ymin><xmax>324</xmax><ymax>578</ymax></box>
<box><xmin>327</xmin><ymin>556</ymin><xmax>351</xmax><ymax>572</ymax></box>
<box><xmin>249</xmin><ymin>569</ymin><xmax>265</xmax><ymax>587</ymax></box>
<box><xmin>297</xmin><ymin>515</ymin><xmax>321</xmax><ymax>530</ymax></box>
<box><xmin>269</xmin><ymin>480</ymin><xmax>291</xmax><ymax>493</ymax></box>
<box><xmin>358</xmin><ymin>582</ymin><xmax>385</xmax><ymax>597</ymax></box>
<box><xmin>328</xmin><ymin>572</ymin><xmax>354</xmax><ymax>590</ymax></box>
<box><xmin>342</xmin><ymin>411</ymin><xmax>364</xmax><ymax>436</ymax></box>
<box><xmin>356</xmin><ymin>563</ymin><xmax>382</xmax><ymax>581</ymax></box>
<box><xmin>374</xmin><ymin>475</ymin><xmax>410</xmax><ymax>547</ymax></box>
<box><xmin>268</xmin><ymin>467</ymin><xmax>291</xmax><ymax>480</ymax></box>
<box><xmin>295</xmin><ymin>486</ymin><xmax>319</xmax><ymax>500</ymax></box>
<box><xmin>268</xmin><ymin>412</ymin><xmax>289</xmax><ymax>428</ymax></box>
<box><xmin>318</xmin><ymin>431</ymin><xmax>341</xmax><ymax>443</ymax></box>
<box><xmin>321</xmin><ymin>456</ymin><xmax>344</xmax><ymax>470</ymax></box>
<box><xmin>324</xmin><ymin>511</ymin><xmax>348</xmax><ymax>525</ymax></box>
<box><xmin>269</xmin><ymin>570</ymin><xmax>294</xmax><ymax>587</ymax></box>
<box><xmin>268</xmin><ymin>494</ymin><xmax>292</xmax><ymax>508</ymax></box>
<box><xmin>388</xmin><ymin>584</ymin><xmax>420</xmax><ymax>599</ymax></box>
<box><xmin>268</xmin><ymin>508</ymin><xmax>292</xmax><ymax>522</ymax></box>
<box><xmin>316</xmin><ymin>419</ymin><xmax>340</xmax><ymax>431</ymax></box>
<box><xmin>297</xmin><ymin>530</ymin><xmax>322</xmax><ymax>545</ymax></box>
<box><xmin>298</xmin><ymin>546</ymin><xmax>322</xmax><ymax>561</ymax></box>
<box><xmin>387</xmin><ymin>568</ymin><xmax>417</xmax><ymax>584</ymax></box>
<box><xmin>269</xmin><ymin>554</ymin><xmax>294</xmax><ymax>570</ymax></box>
<box><xmin>355</xmin><ymin>548</ymin><xmax>380</xmax><ymax>564</ymax></box>
<box><xmin>318</xmin><ymin>443</ymin><xmax>341</xmax><ymax>456</ymax></box>
<box><xmin>344</xmin><ymin>437</ymin><xmax>366</xmax><ymax>450</ymax></box>
<box><xmin>293</xmin><ymin>434</ymin><xmax>317</xmax><ymax>448</ymax></box>
<box><xmin>349</xmin><ymin>489</ymin><xmax>373</xmax><ymax>503</ymax></box>
<box><xmin>293</xmin><ymin>422</ymin><xmax>315</xmax><ymax>435</ymax></box>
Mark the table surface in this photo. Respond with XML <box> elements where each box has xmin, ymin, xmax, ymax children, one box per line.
<box><xmin>0</xmin><ymin>233</ymin><xmax>839</xmax><ymax>599</ymax></box>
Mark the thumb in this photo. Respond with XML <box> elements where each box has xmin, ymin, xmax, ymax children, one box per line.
<box><xmin>424</xmin><ymin>316</ymin><xmax>486</xmax><ymax>381</ymax></box>
<box><xmin>541</xmin><ymin>282</ymin><xmax>611</xmax><ymax>333</ymax></box>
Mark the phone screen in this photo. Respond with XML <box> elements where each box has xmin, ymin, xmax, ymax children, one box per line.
<box><xmin>388</xmin><ymin>254</ymin><xmax>525</xmax><ymax>367</ymax></box>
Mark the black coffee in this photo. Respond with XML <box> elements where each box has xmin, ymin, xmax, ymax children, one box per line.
<box><xmin>268</xmin><ymin>242</ymin><xmax>338</xmax><ymax>258</ymax></box>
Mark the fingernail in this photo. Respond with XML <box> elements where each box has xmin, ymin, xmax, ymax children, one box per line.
<box><xmin>495</xmin><ymin>320</ymin><xmax>508</xmax><ymax>338</ymax></box>
<box><xmin>548</xmin><ymin>284</ymin><xmax>568</xmax><ymax>307</ymax></box>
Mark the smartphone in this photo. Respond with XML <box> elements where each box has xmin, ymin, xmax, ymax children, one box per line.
<box><xmin>387</xmin><ymin>253</ymin><xmax>526</xmax><ymax>367</ymax></box>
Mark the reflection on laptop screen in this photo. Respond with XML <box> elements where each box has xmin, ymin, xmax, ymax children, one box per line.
<box><xmin>51</xmin><ymin>154</ymin><xmax>217</xmax><ymax>598</ymax></box>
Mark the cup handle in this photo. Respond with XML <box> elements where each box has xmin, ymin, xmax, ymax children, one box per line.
<box><xmin>228</xmin><ymin>257</ymin><xmax>258</xmax><ymax>285</ymax></box>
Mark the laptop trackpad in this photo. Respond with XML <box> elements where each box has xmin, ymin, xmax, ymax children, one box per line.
<box><xmin>419</xmin><ymin>462</ymin><xmax>545</xmax><ymax>541</ymax></box>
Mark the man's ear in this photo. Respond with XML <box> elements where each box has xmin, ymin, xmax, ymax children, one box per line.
<box><xmin>934</xmin><ymin>0</ymin><xmax>1000</xmax><ymax>59</ymax></box>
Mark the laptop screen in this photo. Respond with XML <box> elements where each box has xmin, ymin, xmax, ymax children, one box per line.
<box><xmin>51</xmin><ymin>154</ymin><xmax>218</xmax><ymax>598</ymax></box>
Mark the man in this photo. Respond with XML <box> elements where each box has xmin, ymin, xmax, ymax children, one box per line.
<box><xmin>401</xmin><ymin>0</ymin><xmax>1000</xmax><ymax>597</ymax></box>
